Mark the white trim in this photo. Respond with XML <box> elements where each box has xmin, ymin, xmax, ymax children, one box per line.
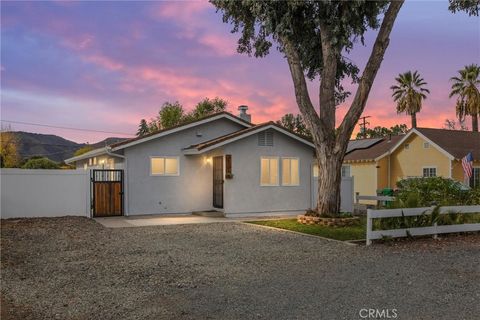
<box><xmin>260</xmin><ymin>157</ymin><xmax>280</xmax><ymax>186</ymax></box>
<box><xmin>149</xmin><ymin>156</ymin><xmax>180</xmax><ymax>176</ymax></box>
<box><xmin>113</xmin><ymin>114</ymin><xmax>251</xmax><ymax>151</ymax></box>
<box><xmin>65</xmin><ymin>147</ymin><xmax>109</xmax><ymax>164</ymax></box>
<box><xmin>183</xmin><ymin>124</ymin><xmax>314</xmax><ymax>155</ymax></box>
<box><xmin>281</xmin><ymin>157</ymin><xmax>300</xmax><ymax>186</ymax></box>
<box><xmin>421</xmin><ymin>166</ymin><xmax>437</xmax><ymax>177</ymax></box>
<box><xmin>386</xmin><ymin>129</ymin><xmax>455</xmax><ymax>161</ymax></box>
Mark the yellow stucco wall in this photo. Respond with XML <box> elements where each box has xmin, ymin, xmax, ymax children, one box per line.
<box><xmin>452</xmin><ymin>159</ymin><xmax>480</xmax><ymax>183</ymax></box>
<box><xmin>349</xmin><ymin>162</ymin><xmax>377</xmax><ymax>204</ymax></box>
<box><xmin>376</xmin><ymin>156</ymin><xmax>389</xmax><ymax>190</ymax></box>
<box><xmin>390</xmin><ymin>134</ymin><xmax>451</xmax><ymax>187</ymax></box>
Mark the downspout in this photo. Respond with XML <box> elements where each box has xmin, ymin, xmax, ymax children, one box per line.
<box><xmin>106</xmin><ymin>147</ymin><xmax>129</xmax><ymax>216</ymax></box>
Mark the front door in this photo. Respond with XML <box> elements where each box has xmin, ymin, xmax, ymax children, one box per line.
<box><xmin>213</xmin><ymin>156</ymin><xmax>224</xmax><ymax>208</ymax></box>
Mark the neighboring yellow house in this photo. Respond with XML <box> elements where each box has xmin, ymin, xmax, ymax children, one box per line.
<box><xmin>344</xmin><ymin>128</ymin><xmax>480</xmax><ymax>199</ymax></box>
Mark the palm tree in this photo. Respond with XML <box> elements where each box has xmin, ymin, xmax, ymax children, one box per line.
<box><xmin>449</xmin><ymin>64</ymin><xmax>480</xmax><ymax>132</ymax></box>
<box><xmin>390</xmin><ymin>71</ymin><xmax>430</xmax><ymax>128</ymax></box>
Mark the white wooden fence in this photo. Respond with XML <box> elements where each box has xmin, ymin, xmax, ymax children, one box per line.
<box><xmin>366</xmin><ymin>205</ymin><xmax>480</xmax><ymax>245</ymax></box>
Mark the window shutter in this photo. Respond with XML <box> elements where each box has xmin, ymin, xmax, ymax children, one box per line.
<box><xmin>225</xmin><ymin>154</ymin><xmax>232</xmax><ymax>178</ymax></box>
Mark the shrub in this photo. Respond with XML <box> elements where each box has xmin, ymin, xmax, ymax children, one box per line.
<box><xmin>22</xmin><ymin>157</ymin><xmax>60</xmax><ymax>169</ymax></box>
<box><xmin>393</xmin><ymin>177</ymin><xmax>476</xmax><ymax>207</ymax></box>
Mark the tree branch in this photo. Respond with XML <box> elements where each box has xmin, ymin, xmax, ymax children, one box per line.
<box><xmin>337</xmin><ymin>0</ymin><xmax>404</xmax><ymax>150</ymax></box>
<box><xmin>319</xmin><ymin>22</ymin><xmax>338</xmax><ymax>135</ymax></box>
<box><xmin>281</xmin><ymin>38</ymin><xmax>324</xmax><ymax>144</ymax></box>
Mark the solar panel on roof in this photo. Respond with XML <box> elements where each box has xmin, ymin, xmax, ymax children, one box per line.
<box><xmin>346</xmin><ymin>138</ymin><xmax>383</xmax><ymax>153</ymax></box>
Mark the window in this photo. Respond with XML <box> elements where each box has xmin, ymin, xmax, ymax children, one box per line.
<box><xmin>258</xmin><ymin>130</ymin><xmax>274</xmax><ymax>146</ymax></box>
<box><xmin>151</xmin><ymin>157</ymin><xmax>179</xmax><ymax>176</ymax></box>
<box><xmin>341</xmin><ymin>165</ymin><xmax>351</xmax><ymax>178</ymax></box>
<box><xmin>260</xmin><ymin>157</ymin><xmax>279</xmax><ymax>186</ymax></box>
<box><xmin>282</xmin><ymin>158</ymin><xmax>299</xmax><ymax>186</ymax></box>
<box><xmin>404</xmin><ymin>143</ymin><xmax>410</xmax><ymax>150</ymax></box>
<box><xmin>423</xmin><ymin>142</ymin><xmax>430</xmax><ymax>149</ymax></box>
<box><xmin>88</xmin><ymin>158</ymin><xmax>93</xmax><ymax>166</ymax></box>
<box><xmin>471</xmin><ymin>168</ymin><xmax>480</xmax><ymax>188</ymax></box>
<box><xmin>422</xmin><ymin>167</ymin><xmax>436</xmax><ymax>177</ymax></box>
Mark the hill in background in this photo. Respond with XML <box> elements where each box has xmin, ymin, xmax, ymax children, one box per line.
<box><xmin>9</xmin><ymin>131</ymin><xmax>128</xmax><ymax>163</ymax></box>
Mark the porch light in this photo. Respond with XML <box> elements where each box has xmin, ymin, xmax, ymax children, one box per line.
<box><xmin>204</xmin><ymin>157</ymin><xmax>212</xmax><ymax>165</ymax></box>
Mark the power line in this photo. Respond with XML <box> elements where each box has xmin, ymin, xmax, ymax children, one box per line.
<box><xmin>1</xmin><ymin>119</ymin><xmax>135</xmax><ymax>136</ymax></box>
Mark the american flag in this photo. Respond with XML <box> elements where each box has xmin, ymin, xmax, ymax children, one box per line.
<box><xmin>462</xmin><ymin>152</ymin><xmax>474</xmax><ymax>179</ymax></box>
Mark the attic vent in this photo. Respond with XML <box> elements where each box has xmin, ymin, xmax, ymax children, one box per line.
<box><xmin>258</xmin><ymin>130</ymin><xmax>274</xmax><ymax>146</ymax></box>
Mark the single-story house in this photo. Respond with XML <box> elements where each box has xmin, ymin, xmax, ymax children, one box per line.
<box><xmin>66</xmin><ymin>108</ymin><xmax>354</xmax><ymax>217</ymax></box>
<box><xmin>344</xmin><ymin>127</ymin><xmax>480</xmax><ymax>199</ymax></box>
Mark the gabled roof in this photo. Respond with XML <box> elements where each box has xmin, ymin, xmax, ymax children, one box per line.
<box><xmin>65</xmin><ymin>112</ymin><xmax>252</xmax><ymax>163</ymax></box>
<box><xmin>344</xmin><ymin>127</ymin><xmax>480</xmax><ymax>163</ymax></box>
<box><xmin>344</xmin><ymin>135</ymin><xmax>405</xmax><ymax>162</ymax></box>
<box><xmin>111</xmin><ymin>112</ymin><xmax>252</xmax><ymax>151</ymax></box>
<box><xmin>415</xmin><ymin>127</ymin><xmax>480</xmax><ymax>160</ymax></box>
<box><xmin>182</xmin><ymin>122</ymin><xmax>314</xmax><ymax>154</ymax></box>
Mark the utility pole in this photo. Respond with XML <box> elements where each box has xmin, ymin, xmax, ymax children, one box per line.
<box><xmin>358</xmin><ymin>116</ymin><xmax>371</xmax><ymax>139</ymax></box>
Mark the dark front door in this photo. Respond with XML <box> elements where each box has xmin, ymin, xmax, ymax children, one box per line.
<box><xmin>213</xmin><ymin>156</ymin><xmax>224</xmax><ymax>208</ymax></box>
<box><xmin>91</xmin><ymin>169</ymin><xmax>124</xmax><ymax>217</ymax></box>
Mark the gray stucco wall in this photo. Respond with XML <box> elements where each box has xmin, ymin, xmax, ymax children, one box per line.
<box><xmin>124</xmin><ymin>118</ymin><xmax>246</xmax><ymax>215</ymax></box>
<box><xmin>221</xmin><ymin>131</ymin><xmax>315</xmax><ymax>215</ymax></box>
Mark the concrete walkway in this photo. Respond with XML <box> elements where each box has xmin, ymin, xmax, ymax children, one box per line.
<box><xmin>95</xmin><ymin>214</ymin><xmax>296</xmax><ymax>228</ymax></box>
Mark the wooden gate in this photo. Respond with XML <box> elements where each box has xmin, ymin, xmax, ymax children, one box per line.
<box><xmin>213</xmin><ymin>156</ymin><xmax>224</xmax><ymax>208</ymax></box>
<box><xmin>91</xmin><ymin>169</ymin><xmax>124</xmax><ymax>217</ymax></box>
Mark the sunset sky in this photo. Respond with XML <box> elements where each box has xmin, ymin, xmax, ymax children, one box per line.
<box><xmin>1</xmin><ymin>0</ymin><xmax>479</xmax><ymax>143</ymax></box>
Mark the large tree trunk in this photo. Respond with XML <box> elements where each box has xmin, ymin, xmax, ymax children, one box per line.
<box><xmin>472</xmin><ymin>114</ymin><xmax>478</xmax><ymax>132</ymax></box>
<box><xmin>316</xmin><ymin>152</ymin><xmax>343</xmax><ymax>215</ymax></box>
<box><xmin>411</xmin><ymin>112</ymin><xmax>417</xmax><ymax>128</ymax></box>
<box><xmin>282</xmin><ymin>1</ymin><xmax>404</xmax><ymax>216</ymax></box>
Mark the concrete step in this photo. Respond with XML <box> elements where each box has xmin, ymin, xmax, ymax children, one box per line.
<box><xmin>192</xmin><ymin>210</ymin><xmax>225</xmax><ymax>218</ymax></box>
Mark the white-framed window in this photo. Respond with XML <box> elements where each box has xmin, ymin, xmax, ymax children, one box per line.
<box><xmin>404</xmin><ymin>143</ymin><xmax>410</xmax><ymax>150</ymax></box>
<box><xmin>93</xmin><ymin>157</ymin><xmax>97</xmax><ymax>165</ymax></box>
<box><xmin>88</xmin><ymin>158</ymin><xmax>93</xmax><ymax>166</ymax></box>
<box><xmin>422</xmin><ymin>167</ymin><xmax>436</xmax><ymax>177</ymax></box>
<box><xmin>282</xmin><ymin>158</ymin><xmax>300</xmax><ymax>186</ymax></box>
<box><xmin>260</xmin><ymin>157</ymin><xmax>279</xmax><ymax>186</ymax></box>
<box><xmin>471</xmin><ymin>167</ymin><xmax>480</xmax><ymax>188</ymax></box>
<box><xmin>150</xmin><ymin>157</ymin><xmax>179</xmax><ymax>176</ymax></box>
<box><xmin>341</xmin><ymin>165</ymin><xmax>351</xmax><ymax>178</ymax></box>
<box><xmin>423</xmin><ymin>142</ymin><xmax>430</xmax><ymax>149</ymax></box>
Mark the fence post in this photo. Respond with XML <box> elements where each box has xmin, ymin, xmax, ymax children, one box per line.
<box><xmin>366</xmin><ymin>208</ymin><xmax>372</xmax><ymax>246</ymax></box>
<box><xmin>356</xmin><ymin>192</ymin><xmax>360</xmax><ymax>204</ymax></box>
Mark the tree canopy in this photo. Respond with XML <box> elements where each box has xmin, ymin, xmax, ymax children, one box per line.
<box><xmin>22</xmin><ymin>157</ymin><xmax>60</xmax><ymax>169</ymax></box>
<box><xmin>73</xmin><ymin>145</ymin><xmax>94</xmax><ymax>157</ymax></box>
<box><xmin>356</xmin><ymin>124</ymin><xmax>408</xmax><ymax>139</ymax></box>
<box><xmin>0</xmin><ymin>129</ymin><xmax>20</xmax><ymax>168</ymax></box>
<box><xmin>277</xmin><ymin>113</ymin><xmax>311</xmax><ymax>138</ymax></box>
<box><xmin>212</xmin><ymin>0</ymin><xmax>392</xmax><ymax>103</ymax></box>
<box><xmin>136</xmin><ymin>97</ymin><xmax>229</xmax><ymax>136</ymax></box>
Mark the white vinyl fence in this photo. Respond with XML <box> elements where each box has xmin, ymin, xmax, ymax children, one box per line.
<box><xmin>366</xmin><ymin>205</ymin><xmax>480</xmax><ymax>245</ymax></box>
<box><xmin>311</xmin><ymin>176</ymin><xmax>354</xmax><ymax>213</ymax></box>
<box><xmin>0</xmin><ymin>169</ymin><xmax>90</xmax><ymax>219</ymax></box>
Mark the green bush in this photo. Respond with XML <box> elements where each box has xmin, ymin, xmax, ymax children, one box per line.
<box><xmin>374</xmin><ymin>177</ymin><xmax>480</xmax><ymax>231</ymax></box>
<box><xmin>393</xmin><ymin>177</ymin><xmax>478</xmax><ymax>207</ymax></box>
<box><xmin>22</xmin><ymin>157</ymin><xmax>60</xmax><ymax>169</ymax></box>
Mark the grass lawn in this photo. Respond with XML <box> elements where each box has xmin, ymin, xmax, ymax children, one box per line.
<box><xmin>247</xmin><ymin>217</ymin><xmax>366</xmax><ymax>241</ymax></box>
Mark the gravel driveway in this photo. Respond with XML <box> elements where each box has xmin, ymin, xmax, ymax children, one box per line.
<box><xmin>1</xmin><ymin>217</ymin><xmax>479</xmax><ymax>320</ymax></box>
